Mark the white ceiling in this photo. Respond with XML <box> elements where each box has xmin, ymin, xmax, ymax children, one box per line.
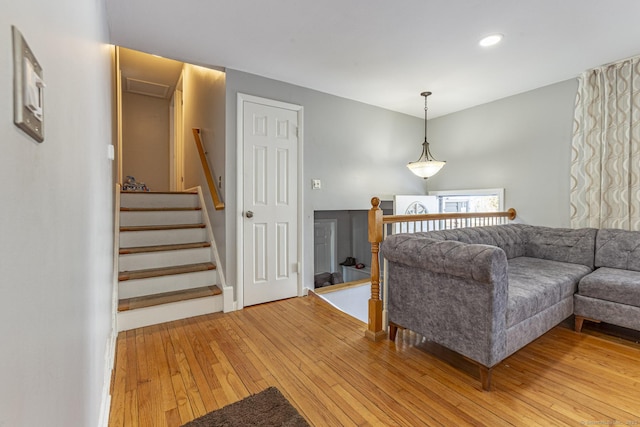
<box><xmin>106</xmin><ymin>0</ymin><xmax>640</xmax><ymax>118</ymax></box>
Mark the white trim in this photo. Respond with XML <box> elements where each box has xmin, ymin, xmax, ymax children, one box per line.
<box><xmin>100</xmin><ymin>183</ymin><xmax>121</xmax><ymax>427</ymax></box>
<box><xmin>236</xmin><ymin>96</ymin><xmax>244</xmax><ymax>309</ymax></box>
<box><xmin>112</xmin><ymin>184</ymin><xmax>121</xmax><ymax>335</ymax></box>
<box><xmin>173</xmin><ymin>88</ymin><xmax>184</xmax><ymax>191</ymax></box>
<box><xmin>193</xmin><ymin>185</ymin><xmax>235</xmax><ymax>312</ymax></box>
<box><xmin>237</xmin><ymin>93</ymin><xmax>304</xmax><ymax>310</ymax></box>
<box><xmin>169</xmin><ymin>93</ymin><xmax>176</xmax><ymax>190</ymax></box>
<box><xmin>314</xmin><ymin>218</ymin><xmax>338</xmax><ymax>274</ymax></box>
<box><xmin>97</xmin><ymin>330</ymin><xmax>117</xmax><ymax>427</ymax></box>
<box><xmin>116</xmin><ymin>49</ymin><xmax>123</xmax><ymax>184</ymax></box>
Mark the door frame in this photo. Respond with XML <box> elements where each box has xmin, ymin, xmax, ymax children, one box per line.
<box><xmin>314</xmin><ymin>219</ymin><xmax>337</xmax><ymax>274</ymax></box>
<box><xmin>236</xmin><ymin>93</ymin><xmax>304</xmax><ymax>310</ymax></box>
<box><xmin>116</xmin><ymin>47</ymin><xmax>123</xmax><ymax>184</ymax></box>
<box><xmin>169</xmin><ymin>75</ymin><xmax>184</xmax><ymax>191</ymax></box>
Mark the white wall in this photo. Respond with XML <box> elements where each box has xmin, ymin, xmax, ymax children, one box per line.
<box><xmin>0</xmin><ymin>1</ymin><xmax>114</xmax><ymax>426</ymax></box>
<box><xmin>426</xmin><ymin>79</ymin><xmax>578</xmax><ymax>227</ymax></box>
<box><xmin>122</xmin><ymin>91</ymin><xmax>170</xmax><ymax>191</ymax></box>
<box><xmin>225</xmin><ymin>69</ymin><xmax>426</xmax><ymax>292</ymax></box>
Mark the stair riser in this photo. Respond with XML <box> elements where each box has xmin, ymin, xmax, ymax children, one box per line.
<box><xmin>121</xmin><ymin>192</ymin><xmax>199</xmax><ymax>209</ymax></box>
<box><xmin>120</xmin><ymin>228</ymin><xmax>207</xmax><ymax>248</ymax></box>
<box><xmin>120</xmin><ymin>210</ymin><xmax>202</xmax><ymax>227</ymax></box>
<box><xmin>117</xmin><ymin>295</ymin><xmax>223</xmax><ymax>332</ymax></box>
<box><xmin>119</xmin><ymin>247</ymin><xmax>212</xmax><ymax>272</ymax></box>
<box><xmin>119</xmin><ymin>270</ymin><xmax>218</xmax><ymax>299</ymax></box>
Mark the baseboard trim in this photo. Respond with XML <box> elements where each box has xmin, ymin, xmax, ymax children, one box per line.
<box><xmin>98</xmin><ymin>329</ymin><xmax>117</xmax><ymax>427</ymax></box>
<box><xmin>223</xmin><ymin>286</ymin><xmax>235</xmax><ymax>313</ymax></box>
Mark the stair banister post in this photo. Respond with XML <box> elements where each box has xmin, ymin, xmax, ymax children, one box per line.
<box><xmin>365</xmin><ymin>197</ymin><xmax>386</xmax><ymax>341</ymax></box>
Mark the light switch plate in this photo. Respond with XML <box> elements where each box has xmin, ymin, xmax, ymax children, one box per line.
<box><xmin>12</xmin><ymin>26</ymin><xmax>44</xmax><ymax>142</ymax></box>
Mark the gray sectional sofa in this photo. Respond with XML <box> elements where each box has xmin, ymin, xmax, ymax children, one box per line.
<box><xmin>575</xmin><ymin>228</ymin><xmax>640</xmax><ymax>333</ymax></box>
<box><xmin>380</xmin><ymin>224</ymin><xmax>640</xmax><ymax>391</ymax></box>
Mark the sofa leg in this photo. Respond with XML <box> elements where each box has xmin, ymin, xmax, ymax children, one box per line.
<box><xmin>389</xmin><ymin>323</ymin><xmax>399</xmax><ymax>341</ymax></box>
<box><xmin>479</xmin><ymin>366</ymin><xmax>492</xmax><ymax>391</ymax></box>
<box><xmin>575</xmin><ymin>316</ymin><xmax>600</xmax><ymax>333</ymax></box>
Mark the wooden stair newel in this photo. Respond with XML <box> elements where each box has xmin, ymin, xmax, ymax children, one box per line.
<box><xmin>366</xmin><ymin>197</ymin><xmax>386</xmax><ymax>341</ymax></box>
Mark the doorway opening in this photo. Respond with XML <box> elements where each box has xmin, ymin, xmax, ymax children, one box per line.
<box><xmin>116</xmin><ymin>46</ymin><xmax>226</xmax><ymax>194</ymax></box>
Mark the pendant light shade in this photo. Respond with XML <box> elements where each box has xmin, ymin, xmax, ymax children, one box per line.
<box><xmin>407</xmin><ymin>91</ymin><xmax>446</xmax><ymax>179</ymax></box>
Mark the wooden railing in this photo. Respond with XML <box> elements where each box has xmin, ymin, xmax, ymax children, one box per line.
<box><xmin>192</xmin><ymin>128</ymin><xmax>224</xmax><ymax>211</ymax></box>
<box><xmin>365</xmin><ymin>196</ymin><xmax>517</xmax><ymax>341</ymax></box>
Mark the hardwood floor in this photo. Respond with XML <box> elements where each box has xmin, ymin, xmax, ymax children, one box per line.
<box><xmin>108</xmin><ymin>294</ymin><xmax>640</xmax><ymax>426</ymax></box>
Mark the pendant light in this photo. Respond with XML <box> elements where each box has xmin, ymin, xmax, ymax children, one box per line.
<box><xmin>407</xmin><ymin>91</ymin><xmax>446</xmax><ymax>179</ymax></box>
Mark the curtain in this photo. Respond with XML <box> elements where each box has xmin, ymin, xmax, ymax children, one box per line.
<box><xmin>570</xmin><ymin>56</ymin><xmax>640</xmax><ymax>230</ymax></box>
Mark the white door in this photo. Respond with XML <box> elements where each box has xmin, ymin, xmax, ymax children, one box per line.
<box><xmin>241</xmin><ymin>97</ymin><xmax>300</xmax><ymax>306</ymax></box>
<box><xmin>314</xmin><ymin>219</ymin><xmax>336</xmax><ymax>274</ymax></box>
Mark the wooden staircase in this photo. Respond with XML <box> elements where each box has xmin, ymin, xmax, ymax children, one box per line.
<box><xmin>116</xmin><ymin>190</ymin><xmax>223</xmax><ymax>331</ymax></box>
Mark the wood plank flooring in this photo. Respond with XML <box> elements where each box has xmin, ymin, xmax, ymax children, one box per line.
<box><xmin>108</xmin><ymin>294</ymin><xmax>640</xmax><ymax>426</ymax></box>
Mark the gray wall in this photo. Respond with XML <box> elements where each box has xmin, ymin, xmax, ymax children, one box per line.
<box><xmin>0</xmin><ymin>1</ymin><xmax>114</xmax><ymax>425</ymax></box>
<box><xmin>225</xmin><ymin>69</ymin><xmax>426</xmax><ymax>292</ymax></box>
<box><xmin>182</xmin><ymin>64</ymin><xmax>226</xmax><ymax>264</ymax></box>
<box><xmin>224</xmin><ymin>73</ymin><xmax>579</xmax><ymax>293</ymax></box>
<box><xmin>426</xmin><ymin>79</ymin><xmax>578</xmax><ymax>227</ymax></box>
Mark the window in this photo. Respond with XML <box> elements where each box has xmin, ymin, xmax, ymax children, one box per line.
<box><xmin>428</xmin><ymin>188</ymin><xmax>504</xmax><ymax>213</ymax></box>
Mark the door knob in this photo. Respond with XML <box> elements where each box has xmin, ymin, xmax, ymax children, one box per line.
<box><xmin>245</xmin><ymin>210</ymin><xmax>254</xmax><ymax>218</ymax></box>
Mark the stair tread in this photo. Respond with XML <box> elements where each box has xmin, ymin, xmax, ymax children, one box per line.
<box><xmin>118</xmin><ymin>285</ymin><xmax>222</xmax><ymax>312</ymax></box>
<box><xmin>120</xmin><ymin>223</ymin><xmax>206</xmax><ymax>232</ymax></box>
<box><xmin>121</xmin><ymin>207</ymin><xmax>202</xmax><ymax>212</ymax></box>
<box><xmin>119</xmin><ymin>262</ymin><xmax>216</xmax><ymax>281</ymax></box>
<box><xmin>120</xmin><ymin>242</ymin><xmax>211</xmax><ymax>255</ymax></box>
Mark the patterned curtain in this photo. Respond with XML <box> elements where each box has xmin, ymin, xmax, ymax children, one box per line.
<box><xmin>570</xmin><ymin>56</ymin><xmax>640</xmax><ymax>230</ymax></box>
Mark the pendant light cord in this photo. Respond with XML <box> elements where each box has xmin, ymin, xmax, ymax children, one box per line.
<box><xmin>424</xmin><ymin>94</ymin><xmax>428</xmax><ymax>143</ymax></box>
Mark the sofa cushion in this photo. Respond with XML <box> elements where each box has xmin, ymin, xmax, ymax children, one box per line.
<box><xmin>578</xmin><ymin>267</ymin><xmax>640</xmax><ymax>307</ymax></box>
<box><xmin>595</xmin><ymin>229</ymin><xmax>640</xmax><ymax>271</ymax></box>
<box><xmin>506</xmin><ymin>257</ymin><xmax>592</xmax><ymax>327</ymax></box>
<box><xmin>522</xmin><ymin>226</ymin><xmax>597</xmax><ymax>269</ymax></box>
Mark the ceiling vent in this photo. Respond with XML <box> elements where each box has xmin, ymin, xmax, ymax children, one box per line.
<box><xmin>126</xmin><ymin>77</ymin><xmax>171</xmax><ymax>98</ymax></box>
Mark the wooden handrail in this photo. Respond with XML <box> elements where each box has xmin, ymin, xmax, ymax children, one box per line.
<box><xmin>366</xmin><ymin>196</ymin><xmax>517</xmax><ymax>341</ymax></box>
<box><xmin>192</xmin><ymin>128</ymin><xmax>224</xmax><ymax>211</ymax></box>
<box><xmin>383</xmin><ymin>208</ymin><xmax>516</xmax><ymax>224</ymax></box>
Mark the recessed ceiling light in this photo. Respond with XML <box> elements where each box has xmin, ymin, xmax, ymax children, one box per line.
<box><xmin>479</xmin><ymin>34</ymin><xmax>503</xmax><ymax>47</ymax></box>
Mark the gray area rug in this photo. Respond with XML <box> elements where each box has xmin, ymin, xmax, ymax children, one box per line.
<box><xmin>181</xmin><ymin>386</ymin><xmax>310</xmax><ymax>427</ymax></box>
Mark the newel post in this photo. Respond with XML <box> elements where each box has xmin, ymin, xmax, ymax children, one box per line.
<box><xmin>365</xmin><ymin>197</ymin><xmax>386</xmax><ymax>341</ymax></box>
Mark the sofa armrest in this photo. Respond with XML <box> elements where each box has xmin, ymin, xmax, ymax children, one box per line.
<box><xmin>381</xmin><ymin>234</ymin><xmax>509</xmax><ymax>367</ymax></box>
